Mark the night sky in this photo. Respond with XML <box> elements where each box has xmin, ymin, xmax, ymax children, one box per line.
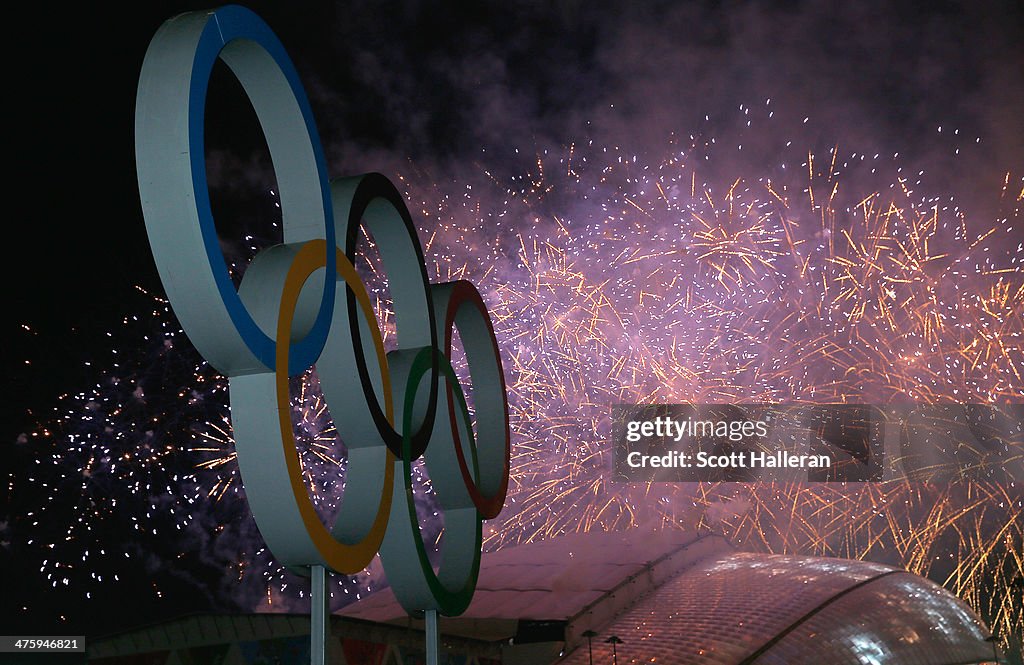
<box><xmin>7</xmin><ymin>1</ymin><xmax>1023</xmax><ymax>444</ymax></box>
<box><xmin>3</xmin><ymin>0</ymin><xmax>1022</xmax><ymax>648</ymax></box>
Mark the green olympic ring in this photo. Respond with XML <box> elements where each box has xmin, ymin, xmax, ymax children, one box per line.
<box><xmin>135</xmin><ymin>5</ymin><xmax>509</xmax><ymax>616</ymax></box>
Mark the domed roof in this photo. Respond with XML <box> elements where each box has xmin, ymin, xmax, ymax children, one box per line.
<box><xmin>752</xmin><ymin>570</ymin><xmax>994</xmax><ymax>664</ymax></box>
<box><xmin>560</xmin><ymin>552</ymin><xmax>994</xmax><ymax>665</ymax></box>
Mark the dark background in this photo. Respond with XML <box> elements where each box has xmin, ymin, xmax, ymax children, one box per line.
<box><xmin>2</xmin><ymin>0</ymin><xmax>1021</xmax><ymax>643</ymax></box>
<box><xmin>6</xmin><ymin>1</ymin><xmax>1023</xmax><ymax>444</ymax></box>
<box><xmin>5</xmin><ymin>2</ymin><xmax>341</xmax><ymax>442</ymax></box>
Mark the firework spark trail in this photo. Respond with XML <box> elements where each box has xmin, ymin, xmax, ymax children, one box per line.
<box><xmin>403</xmin><ymin>121</ymin><xmax>1022</xmax><ymax>646</ymax></box>
<box><xmin>9</xmin><ymin>287</ymin><xmax>401</xmax><ymax>615</ymax></box>
<box><xmin>8</xmin><ymin>106</ymin><xmax>1023</xmax><ymax>648</ymax></box>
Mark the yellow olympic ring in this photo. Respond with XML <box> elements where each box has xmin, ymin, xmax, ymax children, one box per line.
<box><xmin>275</xmin><ymin>240</ymin><xmax>395</xmax><ymax>574</ymax></box>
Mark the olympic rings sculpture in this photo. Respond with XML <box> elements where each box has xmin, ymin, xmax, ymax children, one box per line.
<box><xmin>135</xmin><ymin>5</ymin><xmax>509</xmax><ymax>616</ymax></box>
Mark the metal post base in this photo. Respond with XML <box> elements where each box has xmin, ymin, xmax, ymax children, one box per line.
<box><xmin>312</xmin><ymin>565</ymin><xmax>328</xmax><ymax>665</ymax></box>
<box><xmin>425</xmin><ymin>609</ymin><xmax>438</xmax><ymax>665</ymax></box>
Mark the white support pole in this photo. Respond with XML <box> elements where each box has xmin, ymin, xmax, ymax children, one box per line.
<box><xmin>425</xmin><ymin>609</ymin><xmax>439</xmax><ymax>665</ymax></box>
<box><xmin>311</xmin><ymin>565</ymin><xmax>329</xmax><ymax>665</ymax></box>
